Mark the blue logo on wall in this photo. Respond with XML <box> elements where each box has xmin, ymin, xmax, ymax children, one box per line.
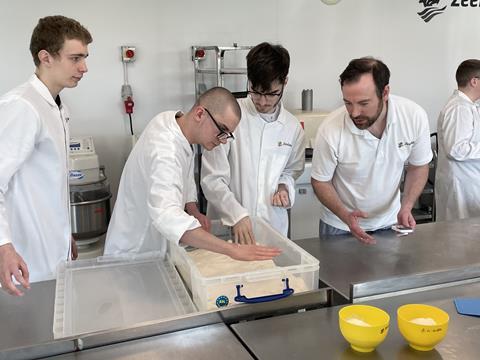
<box><xmin>215</xmin><ymin>295</ymin><xmax>229</xmax><ymax>308</ymax></box>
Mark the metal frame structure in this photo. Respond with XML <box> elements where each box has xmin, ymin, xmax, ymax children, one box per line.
<box><xmin>191</xmin><ymin>44</ymin><xmax>253</xmax><ymax>212</ymax></box>
<box><xmin>192</xmin><ymin>44</ymin><xmax>253</xmax><ymax>99</ymax></box>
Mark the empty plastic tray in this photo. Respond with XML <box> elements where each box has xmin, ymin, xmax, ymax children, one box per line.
<box><xmin>53</xmin><ymin>256</ymin><xmax>196</xmax><ymax>338</ymax></box>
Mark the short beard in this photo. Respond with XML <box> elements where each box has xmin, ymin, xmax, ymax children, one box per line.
<box><xmin>351</xmin><ymin>99</ymin><xmax>384</xmax><ymax>130</ymax></box>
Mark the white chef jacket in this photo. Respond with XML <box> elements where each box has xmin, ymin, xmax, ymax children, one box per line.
<box><xmin>311</xmin><ymin>95</ymin><xmax>433</xmax><ymax>231</ymax></box>
<box><xmin>104</xmin><ymin>111</ymin><xmax>201</xmax><ymax>257</ymax></box>
<box><xmin>0</xmin><ymin>75</ymin><xmax>71</xmax><ymax>282</ymax></box>
<box><xmin>435</xmin><ymin>90</ymin><xmax>480</xmax><ymax>221</ymax></box>
<box><xmin>201</xmin><ymin>97</ymin><xmax>305</xmax><ymax>236</ymax></box>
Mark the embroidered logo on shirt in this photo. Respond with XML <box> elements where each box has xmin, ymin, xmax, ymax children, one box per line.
<box><xmin>278</xmin><ymin>141</ymin><xmax>292</xmax><ymax>147</ymax></box>
<box><xmin>398</xmin><ymin>141</ymin><xmax>415</xmax><ymax>148</ymax></box>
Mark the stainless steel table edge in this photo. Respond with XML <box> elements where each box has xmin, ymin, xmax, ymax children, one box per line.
<box><xmin>1</xmin><ymin>311</ymin><xmax>221</xmax><ymax>360</ymax></box>
<box><xmin>1</xmin><ymin>289</ymin><xmax>329</xmax><ymax>360</ymax></box>
<box><xmin>350</xmin><ymin>264</ymin><xmax>480</xmax><ymax>300</ymax></box>
<box><xmin>351</xmin><ymin>276</ymin><xmax>480</xmax><ymax>303</ymax></box>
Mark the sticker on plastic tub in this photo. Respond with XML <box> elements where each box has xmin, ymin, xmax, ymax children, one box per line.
<box><xmin>215</xmin><ymin>295</ymin><xmax>229</xmax><ymax>308</ymax></box>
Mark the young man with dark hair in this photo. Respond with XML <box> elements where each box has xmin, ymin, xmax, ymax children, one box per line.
<box><xmin>311</xmin><ymin>57</ymin><xmax>432</xmax><ymax>244</ymax></box>
<box><xmin>435</xmin><ymin>59</ymin><xmax>480</xmax><ymax>221</ymax></box>
<box><xmin>201</xmin><ymin>42</ymin><xmax>305</xmax><ymax>243</ymax></box>
<box><xmin>0</xmin><ymin>15</ymin><xmax>92</xmax><ymax>296</ymax></box>
<box><xmin>104</xmin><ymin>87</ymin><xmax>281</xmax><ymax>261</ymax></box>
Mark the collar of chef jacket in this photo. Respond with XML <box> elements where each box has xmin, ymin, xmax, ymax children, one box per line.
<box><xmin>29</xmin><ymin>74</ymin><xmax>63</xmax><ymax>110</ymax></box>
<box><xmin>455</xmin><ymin>89</ymin><xmax>477</xmax><ymax>106</ymax></box>
<box><xmin>244</xmin><ymin>96</ymin><xmax>288</xmax><ymax>125</ymax></box>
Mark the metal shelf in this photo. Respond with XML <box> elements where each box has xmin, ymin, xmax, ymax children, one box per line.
<box><xmin>192</xmin><ymin>44</ymin><xmax>253</xmax><ymax>213</ymax></box>
<box><xmin>192</xmin><ymin>43</ymin><xmax>253</xmax><ymax>99</ymax></box>
<box><xmin>196</xmin><ymin>68</ymin><xmax>248</xmax><ymax>75</ymax></box>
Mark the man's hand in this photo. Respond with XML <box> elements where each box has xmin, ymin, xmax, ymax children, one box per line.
<box><xmin>346</xmin><ymin>210</ymin><xmax>376</xmax><ymax>244</ymax></box>
<box><xmin>399</xmin><ymin>163</ymin><xmax>427</xmax><ymax>228</ymax></box>
<box><xmin>193</xmin><ymin>212</ymin><xmax>212</xmax><ymax>233</ymax></box>
<box><xmin>397</xmin><ymin>207</ymin><xmax>416</xmax><ymax>229</ymax></box>
<box><xmin>0</xmin><ymin>243</ymin><xmax>30</xmax><ymax>296</ymax></box>
<box><xmin>71</xmin><ymin>237</ymin><xmax>78</xmax><ymax>260</ymax></box>
<box><xmin>272</xmin><ymin>184</ymin><xmax>290</xmax><ymax>208</ymax></box>
<box><xmin>227</xmin><ymin>243</ymin><xmax>282</xmax><ymax>261</ymax></box>
<box><xmin>185</xmin><ymin>202</ymin><xmax>211</xmax><ymax>232</ymax></box>
<box><xmin>233</xmin><ymin>216</ymin><xmax>255</xmax><ymax>244</ymax></box>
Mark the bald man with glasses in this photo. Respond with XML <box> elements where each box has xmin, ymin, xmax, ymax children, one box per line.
<box><xmin>201</xmin><ymin>42</ymin><xmax>306</xmax><ymax>243</ymax></box>
<box><xmin>104</xmin><ymin>87</ymin><xmax>281</xmax><ymax>261</ymax></box>
<box><xmin>204</xmin><ymin>107</ymin><xmax>235</xmax><ymax>140</ymax></box>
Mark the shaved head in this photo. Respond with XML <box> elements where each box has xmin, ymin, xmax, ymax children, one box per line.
<box><xmin>195</xmin><ymin>87</ymin><xmax>241</xmax><ymax>120</ymax></box>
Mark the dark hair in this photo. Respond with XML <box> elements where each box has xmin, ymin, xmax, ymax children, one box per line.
<box><xmin>339</xmin><ymin>57</ymin><xmax>390</xmax><ymax>98</ymax></box>
<box><xmin>30</xmin><ymin>15</ymin><xmax>92</xmax><ymax>67</ymax></box>
<box><xmin>246</xmin><ymin>42</ymin><xmax>290</xmax><ymax>92</ymax></box>
<box><xmin>456</xmin><ymin>59</ymin><xmax>480</xmax><ymax>87</ymax></box>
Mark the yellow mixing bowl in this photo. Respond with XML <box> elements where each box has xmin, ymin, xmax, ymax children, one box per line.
<box><xmin>397</xmin><ymin>304</ymin><xmax>449</xmax><ymax>351</ymax></box>
<box><xmin>338</xmin><ymin>305</ymin><xmax>390</xmax><ymax>353</ymax></box>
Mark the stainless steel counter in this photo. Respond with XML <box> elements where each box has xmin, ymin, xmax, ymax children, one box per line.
<box><xmin>0</xmin><ymin>280</ymin><xmax>56</xmax><ymax>350</ymax></box>
<box><xmin>0</xmin><ymin>277</ymin><xmax>327</xmax><ymax>359</ymax></box>
<box><xmin>295</xmin><ymin>217</ymin><xmax>480</xmax><ymax>301</ymax></box>
<box><xmin>232</xmin><ymin>280</ymin><xmax>480</xmax><ymax>359</ymax></box>
<box><xmin>49</xmin><ymin>323</ymin><xmax>253</xmax><ymax>360</ymax></box>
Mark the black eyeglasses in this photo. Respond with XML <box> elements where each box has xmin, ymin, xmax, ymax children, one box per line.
<box><xmin>204</xmin><ymin>107</ymin><xmax>235</xmax><ymax>141</ymax></box>
<box><xmin>247</xmin><ymin>85</ymin><xmax>284</xmax><ymax>102</ymax></box>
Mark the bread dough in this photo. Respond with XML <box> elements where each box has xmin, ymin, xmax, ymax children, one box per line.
<box><xmin>188</xmin><ymin>248</ymin><xmax>276</xmax><ymax>277</ymax></box>
<box><xmin>346</xmin><ymin>318</ymin><xmax>372</xmax><ymax>327</ymax></box>
<box><xmin>187</xmin><ymin>247</ymin><xmax>308</xmax><ymax>310</ymax></box>
<box><xmin>410</xmin><ymin>317</ymin><xmax>437</xmax><ymax>326</ymax></box>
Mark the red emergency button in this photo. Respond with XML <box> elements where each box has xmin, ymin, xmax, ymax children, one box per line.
<box><xmin>195</xmin><ymin>49</ymin><xmax>205</xmax><ymax>59</ymax></box>
<box><xmin>126</xmin><ymin>49</ymin><xmax>135</xmax><ymax>58</ymax></box>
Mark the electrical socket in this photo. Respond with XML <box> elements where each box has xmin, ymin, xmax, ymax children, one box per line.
<box><xmin>121</xmin><ymin>84</ymin><xmax>133</xmax><ymax>100</ymax></box>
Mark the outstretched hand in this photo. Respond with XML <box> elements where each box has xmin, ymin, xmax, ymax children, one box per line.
<box><xmin>346</xmin><ymin>210</ymin><xmax>375</xmax><ymax>244</ymax></box>
<box><xmin>228</xmin><ymin>243</ymin><xmax>282</xmax><ymax>261</ymax></box>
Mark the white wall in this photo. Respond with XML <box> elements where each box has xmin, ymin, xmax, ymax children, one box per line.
<box><xmin>279</xmin><ymin>0</ymin><xmax>480</xmax><ymax>123</ymax></box>
<box><xmin>1</xmin><ymin>0</ymin><xmax>479</xmax><ymax>201</ymax></box>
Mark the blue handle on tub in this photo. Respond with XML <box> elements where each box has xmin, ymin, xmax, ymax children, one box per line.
<box><xmin>234</xmin><ymin>278</ymin><xmax>294</xmax><ymax>304</ymax></box>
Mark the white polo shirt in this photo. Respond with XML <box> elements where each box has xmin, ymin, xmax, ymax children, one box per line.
<box><xmin>311</xmin><ymin>95</ymin><xmax>432</xmax><ymax>231</ymax></box>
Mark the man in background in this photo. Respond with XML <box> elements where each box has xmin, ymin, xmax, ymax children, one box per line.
<box><xmin>436</xmin><ymin>59</ymin><xmax>480</xmax><ymax>221</ymax></box>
